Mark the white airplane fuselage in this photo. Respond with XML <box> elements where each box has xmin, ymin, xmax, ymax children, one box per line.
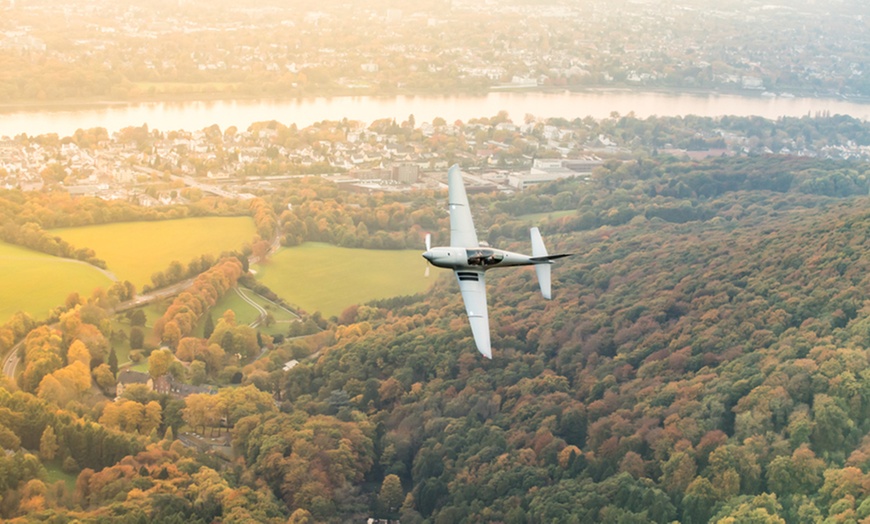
<box><xmin>421</xmin><ymin>164</ymin><xmax>570</xmax><ymax>359</ymax></box>
<box><xmin>422</xmin><ymin>246</ymin><xmax>542</xmax><ymax>270</ymax></box>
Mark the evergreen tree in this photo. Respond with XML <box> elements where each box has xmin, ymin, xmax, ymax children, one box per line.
<box><xmin>129</xmin><ymin>327</ymin><xmax>144</xmax><ymax>350</ymax></box>
<box><xmin>203</xmin><ymin>314</ymin><xmax>215</xmax><ymax>339</ymax></box>
<box><xmin>108</xmin><ymin>347</ymin><xmax>119</xmax><ymax>377</ymax></box>
<box><xmin>129</xmin><ymin>309</ymin><xmax>147</xmax><ymax>327</ymax></box>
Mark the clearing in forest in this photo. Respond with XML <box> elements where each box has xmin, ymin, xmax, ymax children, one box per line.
<box><xmin>0</xmin><ymin>241</ymin><xmax>112</xmax><ymax>323</ymax></box>
<box><xmin>50</xmin><ymin>216</ymin><xmax>257</xmax><ymax>288</ymax></box>
<box><xmin>253</xmin><ymin>242</ymin><xmax>432</xmax><ymax>318</ymax></box>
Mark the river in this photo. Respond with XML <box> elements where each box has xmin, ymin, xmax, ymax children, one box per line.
<box><xmin>2</xmin><ymin>90</ymin><xmax>869</xmax><ymax>138</ymax></box>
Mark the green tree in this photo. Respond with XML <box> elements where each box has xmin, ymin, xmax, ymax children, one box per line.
<box><xmin>129</xmin><ymin>327</ymin><xmax>144</xmax><ymax>350</ymax></box>
<box><xmin>129</xmin><ymin>309</ymin><xmax>147</xmax><ymax>327</ymax></box>
<box><xmin>39</xmin><ymin>426</ymin><xmax>59</xmax><ymax>461</ymax></box>
<box><xmin>661</xmin><ymin>451</ymin><xmax>696</xmax><ymax>497</ymax></box>
<box><xmin>107</xmin><ymin>347</ymin><xmax>119</xmax><ymax>377</ymax></box>
<box><xmin>379</xmin><ymin>474</ymin><xmax>404</xmax><ymax>514</ymax></box>
<box><xmin>0</xmin><ymin>424</ymin><xmax>21</xmax><ymax>450</ymax></box>
<box><xmin>812</xmin><ymin>394</ymin><xmax>855</xmax><ymax>453</ymax></box>
<box><xmin>203</xmin><ymin>314</ymin><xmax>215</xmax><ymax>339</ymax></box>
<box><xmin>682</xmin><ymin>477</ymin><xmax>718</xmax><ymax>524</ymax></box>
<box><xmin>287</xmin><ymin>508</ymin><xmax>314</xmax><ymax>524</ymax></box>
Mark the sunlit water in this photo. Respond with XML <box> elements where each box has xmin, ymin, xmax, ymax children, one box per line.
<box><xmin>1</xmin><ymin>90</ymin><xmax>869</xmax><ymax>137</ymax></box>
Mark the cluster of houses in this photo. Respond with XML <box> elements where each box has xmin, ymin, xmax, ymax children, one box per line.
<box><xmin>115</xmin><ymin>369</ymin><xmax>214</xmax><ymax>400</ymax></box>
<box><xmin>0</xmin><ymin>119</ymin><xmax>606</xmax><ymax>200</ymax></box>
<box><xmin>5</xmin><ymin>112</ymin><xmax>869</xmax><ymax>202</ymax></box>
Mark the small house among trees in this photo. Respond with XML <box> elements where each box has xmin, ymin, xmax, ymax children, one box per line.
<box><xmin>116</xmin><ymin>369</ymin><xmax>213</xmax><ymax>400</ymax></box>
<box><xmin>152</xmin><ymin>374</ymin><xmax>214</xmax><ymax>399</ymax></box>
<box><xmin>115</xmin><ymin>369</ymin><xmax>151</xmax><ymax>399</ymax></box>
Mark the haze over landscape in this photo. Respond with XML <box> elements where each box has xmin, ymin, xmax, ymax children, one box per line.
<box><xmin>1</xmin><ymin>0</ymin><xmax>870</xmax><ymax>522</ymax></box>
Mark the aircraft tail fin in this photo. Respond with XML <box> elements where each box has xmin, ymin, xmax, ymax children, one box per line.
<box><xmin>531</xmin><ymin>227</ymin><xmax>548</xmax><ymax>258</ymax></box>
<box><xmin>531</xmin><ymin>228</ymin><xmax>552</xmax><ymax>299</ymax></box>
<box><xmin>530</xmin><ymin>228</ymin><xmax>571</xmax><ymax>299</ymax></box>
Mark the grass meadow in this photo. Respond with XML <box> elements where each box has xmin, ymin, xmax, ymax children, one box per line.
<box><xmin>110</xmin><ymin>299</ymin><xmax>170</xmax><ymax>368</ymax></box>
<box><xmin>110</xmin><ymin>286</ymin><xmax>295</xmax><ymax>371</ymax></box>
<box><xmin>0</xmin><ymin>241</ymin><xmax>112</xmax><ymax>323</ymax></box>
<box><xmin>44</xmin><ymin>461</ymin><xmax>78</xmax><ymax>491</ymax></box>
<box><xmin>50</xmin><ymin>217</ymin><xmax>257</xmax><ymax>287</ymax></box>
<box><xmin>252</xmin><ymin>242</ymin><xmax>433</xmax><ymax>318</ymax></box>
<box><xmin>192</xmin><ymin>287</ymin><xmax>297</xmax><ymax>338</ymax></box>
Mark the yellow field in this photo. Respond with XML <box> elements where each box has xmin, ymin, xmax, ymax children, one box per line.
<box><xmin>0</xmin><ymin>241</ymin><xmax>112</xmax><ymax>323</ymax></box>
<box><xmin>252</xmin><ymin>243</ymin><xmax>433</xmax><ymax>318</ymax></box>
<box><xmin>50</xmin><ymin>217</ymin><xmax>257</xmax><ymax>287</ymax></box>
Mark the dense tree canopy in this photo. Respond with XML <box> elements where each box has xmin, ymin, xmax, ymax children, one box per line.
<box><xmin>241</xmin><ymin>154</ymin><xmax>870</xmax><ymax>522</ymax></box>
<box><xmin>3</xmin><ymin>144</ymin><xmax>870</xmax><ymax>521</ymax></box>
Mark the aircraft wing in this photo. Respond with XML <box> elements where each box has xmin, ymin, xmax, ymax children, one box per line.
<box><xmin>448</xmin><ymin>165</ymin><xmax>479</xmax><ymax>248</ymax></box>
<box><xmin>454</xmin><ymin>269</ymin><xmax>491</xmax><ymax>359</ymax></box>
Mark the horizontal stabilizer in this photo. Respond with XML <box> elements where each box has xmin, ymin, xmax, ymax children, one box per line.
<box><xmin>530</xmin><ymin>227</ymin><xmax>571</xmax><ymax>299</ymax></box>
<box><xmin>536</xmin><ymin>263</ymin><xmax>552</xmax><ymax>300</ymax></box>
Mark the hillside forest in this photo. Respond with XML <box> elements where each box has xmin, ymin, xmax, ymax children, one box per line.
<box><xmin>1</xmin><ymin>115</ymin><xmax>870</xmax><ymax>522</ymax></box>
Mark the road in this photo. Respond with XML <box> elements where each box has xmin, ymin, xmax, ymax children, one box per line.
<box><xmin>235</xmin><ymin>287</ymin><xmax>299</xmax><ymax>329</ymax></box>
<box><xmin>235</xmin><ymin>287</ymin><xmax>267</xmax><ymax>327</ymax></box>
<box><xmin>113</xmin><ymin>277</ymin><xmax>196</xmax><ymax>313</ymax></box>
<box><xmin>2</xmin><ymin>217</ymin><xmax>284</xmax><ymax>379</ymax></box>
<box><xmin>1</xmin><ymin>278</ymin><xmax>198</xmax><ymax>380</ymax></box>
<box><xmin>2</xmin><ymin>340</ymin><xmax>21</xmax><ymax>380</ymax></box>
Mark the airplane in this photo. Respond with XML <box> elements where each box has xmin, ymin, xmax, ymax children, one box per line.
<box><xmin>422</xmin><ymin>165</ymin><xmax>571</xmax><ymax>359</ymax></box>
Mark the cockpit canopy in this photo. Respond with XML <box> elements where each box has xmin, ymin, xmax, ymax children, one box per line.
<box><xmin>467</xmin><ymin>248</ymin><xmax>504</xmax><ymax>267</ymax></box>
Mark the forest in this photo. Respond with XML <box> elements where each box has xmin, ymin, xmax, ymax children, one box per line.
<box><xmin>0</xmin><ymin>146</ymin><xmax>870</xmax><ymax>522</ymax></box>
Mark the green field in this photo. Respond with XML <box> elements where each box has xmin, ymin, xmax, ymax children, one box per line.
<box><xmin>0</xmin><ymin>241</ymin><xmax>113</xmax><ymax>323</ymax></box>
<box><xmin>193</xmin><ymin>287</ymin><xmax>298</xmax><ymax>337</ymax></box>
<box><xmin>50</xmin><ymin>217</ymin><xmax>257</xmax><ymax>287</ymax></box>
<box><xmin>253</xmin><ymin>243</ymin><xmax>433</xmax><ymax>318</ymax></box>
<box><xmin>110</xmin><ymin>300</ymin><xmax>170</xmax><ymax>368</ymax></box>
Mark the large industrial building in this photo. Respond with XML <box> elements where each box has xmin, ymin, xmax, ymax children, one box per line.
<box><xmin>508</xmin><ymin>157</ymin><xmax>601</xmax><ymax>190</ymax></box>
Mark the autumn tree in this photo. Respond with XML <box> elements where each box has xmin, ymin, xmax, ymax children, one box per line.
<box><xmin>148</xmin><ymin>348</ymin><xmax>175</xmax><ymax>379</ymax></box>
<box><xmin>379</xmin><ymin>474</ymin><xmax>404</xmax><ymax>514</ymax></box>
<box><xmin>154</xmin><ymin>257</ymin><xmax>244</xmax><ymax>344</ymax></box>
<box><xmin>92</xmin><ymin>364</ymin><xmax>116</xmax><ymax>393</ymax></box>
<box><xmin>39</xmin><ymin>426</ymin><xmax>58</xmax><ymax>461</ymax></box>
<box><xmin>183</xmin><ymin>393</ymin><xmax>222</xmax><ymax>435</ymax></box>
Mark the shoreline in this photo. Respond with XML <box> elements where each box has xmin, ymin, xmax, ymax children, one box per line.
<box><xmin>1</xmin><ymin>86</ymin><xmax>868</xmax><ymax>114</ymax></box>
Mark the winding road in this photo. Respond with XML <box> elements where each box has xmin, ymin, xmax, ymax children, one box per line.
<box><xmin>235</xmin><ymin>287</ymin><xmax>299</xmax><ymax>328</ymax></box>
<box><xmin>1</xmin><ymin>282</ymin><xmax>276</xmax><ymax>380</ymax></box>
<box><xmin>2</xmin><ymin>221</ymin><xmax>284</xmax><ymax>380</ymax></box>
<box><xmin>2</xmin><ymin>340</ymin><xmax>21</xmax><ymax>380</ymax></box>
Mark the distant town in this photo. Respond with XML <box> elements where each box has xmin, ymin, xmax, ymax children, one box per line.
<box><xmin>4</xmin><ymin>109</ymin><xmax>870</xmax><ymax>204</ymax></box>
<box><xmin>0</xmin><ymin>115</ymin><xmax>598</xmax><ymax>202</ymax></box>
<box><xmin>0</xmin><ymin>0</ymin><xmax>867</xmax><ymax>102</ymax></box>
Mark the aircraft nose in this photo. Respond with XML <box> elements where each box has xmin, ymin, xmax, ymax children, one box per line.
<box><xmin>422</xmin><ymin>251</ymin><xmax>433</xmax><ymax>262</ymax></box>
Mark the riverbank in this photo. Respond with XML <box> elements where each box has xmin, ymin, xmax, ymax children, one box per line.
<box><xmin>2</xmin><ymin>84</ymin><xmax>868</xmax><ymax>115</ymax></box>
<box><xmin>2</xmin><ymin>89</ymin><xmax>869</xmax><ymax>139</ymax></box>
